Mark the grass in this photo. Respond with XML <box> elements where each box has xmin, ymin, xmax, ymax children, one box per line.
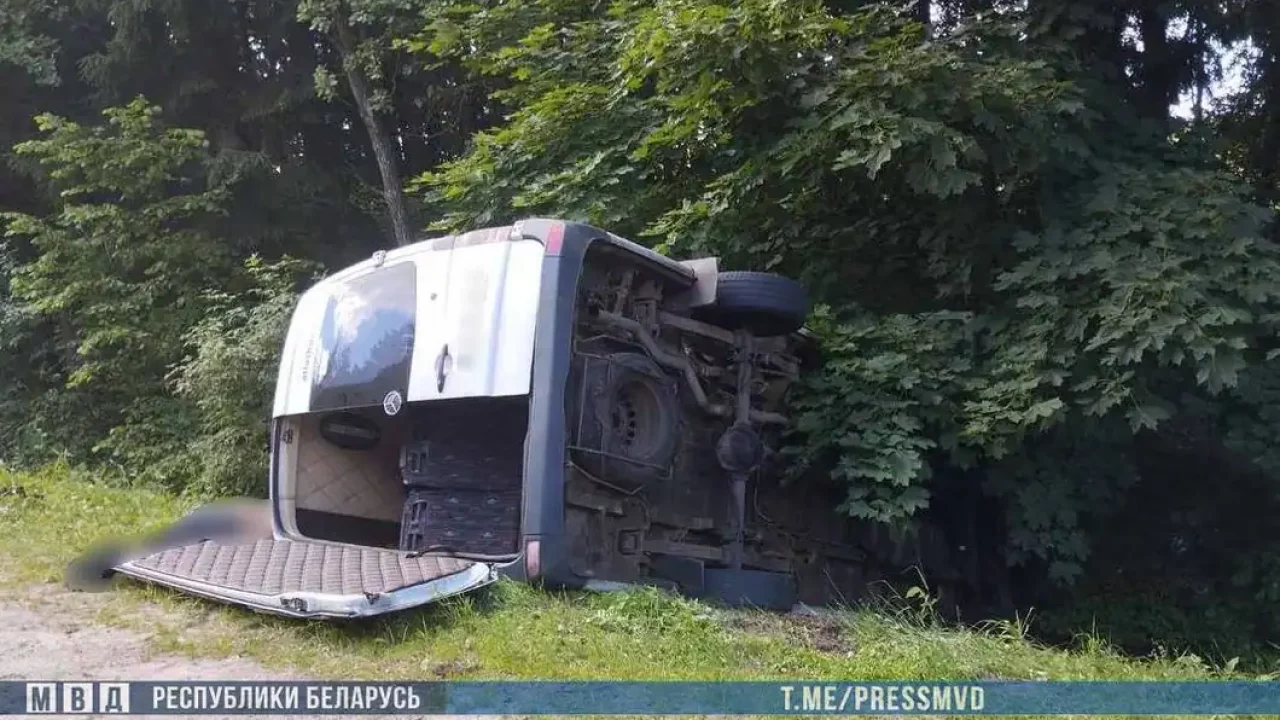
<box><xmin>0</xmin><ymin>462</ymin><xmax>194</xmax><ymax>585</ymax></box>
<box><xmin>0</xmin><ymin>463</ymin><xmax>1271</xmax><ymax>716</ymax></box>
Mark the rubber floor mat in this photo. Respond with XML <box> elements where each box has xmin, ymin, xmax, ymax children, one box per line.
<box><xmin>115</xmin><ymin>537</ymin><xmax>492</xmax><ymax>618</ymax></box>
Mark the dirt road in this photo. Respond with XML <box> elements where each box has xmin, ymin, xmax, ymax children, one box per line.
<box><xmin>0</xmin><ymin>584</ymin><xmax>410</xmax><ymax>720</ymax></box>
<box><xmin>2</xmin><ymin>586</ymin><xmax>301</xmax><ymax>681</ymax></box>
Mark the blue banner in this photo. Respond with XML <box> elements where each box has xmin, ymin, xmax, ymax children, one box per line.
<box><xmin>4</xmin><ymin>680</ymin><xmax>1280</xmax><ymax>715</ymax></box>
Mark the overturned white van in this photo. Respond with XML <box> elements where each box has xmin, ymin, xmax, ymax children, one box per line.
<box><xmin>99</xmin><ymin>219</ymin><xmax>866</xmax><ymax>618</ymax></box>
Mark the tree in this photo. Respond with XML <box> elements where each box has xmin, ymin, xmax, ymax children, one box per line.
<box><xmin>2</xmin><ymin>99</ymin><xmax>241</xmax><ymax>480</ymax></box>
<box><xmin>300</xmin><ymin>0</ymin><xmax>420</xmax><ymax>246</ymax></box>
<box><xmin>0</xmin><ymin>0</ymin><xmax>495</xmax><ymax>478</ymax></box>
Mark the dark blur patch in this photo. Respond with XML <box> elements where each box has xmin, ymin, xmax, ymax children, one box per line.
<box><xmin>0</xmin><ymin>484</ymin><xmax>45</xmax><ymax>502</ymax></box>
<box><xmin>64</xmin><ymin>498</ymin><xmax>273</xmax><ymax>592</ymax></box>
<box><xmin>318</xmin><ymin>411</ymin><xmax>382</xmax><ymax>451</ymax></box>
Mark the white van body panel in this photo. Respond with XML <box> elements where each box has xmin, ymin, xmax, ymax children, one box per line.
<box><xmin>408</xmin><ymin>239</ymin><xmax>544</xmax><ymax>401</ymax></box>
<box><xmin>272</xmin><ymin>236</ymin><xmax>545</xmax><ymax>417</ymax></box>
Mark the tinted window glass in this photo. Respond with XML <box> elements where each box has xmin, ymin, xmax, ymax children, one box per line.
<box><xmin>310</xmin><ymin>262</ymin><xmax>416</xmax><ymax>411</ymax></box>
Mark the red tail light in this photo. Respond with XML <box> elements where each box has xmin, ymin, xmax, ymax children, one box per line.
<box><xmin>524</xmin><ymin>538</ymin><xmax>541</xmax><ymax>578</ymax></box>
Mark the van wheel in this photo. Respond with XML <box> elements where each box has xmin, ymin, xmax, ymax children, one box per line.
<box><xmin>574</xmin><ymin>352</ymin><xmax>679</xmax><ymax>491</ymax></box>
<box><xmin>698</xmin><ymin>271</ymin><xmax>809</xmax><ymax>337</ymax></box>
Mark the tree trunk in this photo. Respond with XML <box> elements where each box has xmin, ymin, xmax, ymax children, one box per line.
<box><xmin>1253</xmin><ymin>9</ymin><xmax>1280</xmax><ymax>204</ymax></box>
<box><xmin>1257</xmin><ymin>53</ymin><xmax>1280</xmax><ymax>203</ymax></box>
<box><xmin>917</xmin><ymin>0</ymin><xmax>932</xmax><ymax>38</ymax></box>
<box><xmin>1193</xmin><ymin>17</ymin><xmax>1205</xmax><ymax>123</ymax></box>
<box><xmin>1138</xmin><ymin>5</ymin><xmax>1175</xmax><ymax>125</ymax></box>
<box><xmin>333</xmin><ymin>16</ymin><xmax>412</xmax><ymax>247</ymax></box>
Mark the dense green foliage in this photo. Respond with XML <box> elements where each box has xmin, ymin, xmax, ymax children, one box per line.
<box><xmin>173</xmin><ymin>256</ymin><xmax>317</xmax><ymax>497</ymax></box>
<box><xmin>4</xmin><ymin>100</ymin><xmax>238</xmax><ymax>473</ymax></box>
<box><xmin>4</xmin><ymin>0</ymin><xmax>1280</xmax><ymax>661</ymax></box>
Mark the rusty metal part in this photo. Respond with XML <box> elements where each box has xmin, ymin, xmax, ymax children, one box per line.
<box><xmin>595</xmin><ymin>311</ymin><xmax>788</xmax><ymax>426</ymax></box>
<box><xmin>725</xmin><ymin>329</ymin><xmax>755</xmax><ymax>570</ymax></box>
<box><xmin>643</xmin><ymin>539</ymin><xmax>793</xmax><ymax>573</ymax></box>
<box><xmin>659</xmin><ymin>311</ymin><xmax>800</xmax><ymax>378</ymax></box>
<box><xmin>611</xmin><ymin>269</ymin><xmax>636</xmax><ymax>315</ymax></box>
<box><xmin>659</xmin><ymin>310</ymin><xmax>737</xmax><ymax>344</ymax></box>
<box><xmin>734</xmin><ymin>330</ymin><xmax>754</xmax><ymax>426</ymax></box>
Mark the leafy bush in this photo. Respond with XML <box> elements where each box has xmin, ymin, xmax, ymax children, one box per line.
<box><xmin>1</xmin><ymin>99</ymin><xmax>241</xmax><ymax>485</ymax></box>
<box><xmin>1</xmin><ymin>100</ymin><xmax>319</xmax><ymax>496</ymax></box>
<box><xmin>786</xmin><ymin>307</ymin><xmax>972</xmax><ymax>521</ymax></box>
<box><xmin>173</xmin><ymin>256</ymin><xmax>318</xmax><ymax>498</ymax></box>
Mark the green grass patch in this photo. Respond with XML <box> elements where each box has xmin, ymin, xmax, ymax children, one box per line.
<box><xmin>0</xmin><ymin>463</ymin><xmax>1268</xmax><ymax>700</ymax></box>
<box><xmin>0</xmin><ymin>462</ymin><xmax>193</xmax><ymax>585</ymax></box>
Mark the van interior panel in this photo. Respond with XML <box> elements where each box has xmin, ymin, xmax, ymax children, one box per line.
<box><xmin>288</xmin><ymin>398</ymin><xmax>529</xmax><ymax>556</ymax></box>
<box><xmin>295</xmin><ymin>410</ymin><xmax>408</xmax><ymax>524</ymax></box>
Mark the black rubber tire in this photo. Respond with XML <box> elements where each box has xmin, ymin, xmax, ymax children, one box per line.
<box><xmin>572</xmin><ymin>352</ymin><xmax>680</xmax><ymax>491</ymax></box>
<box><xmin>700</xmin><ymin>271</ymin><xmax>809</xmax><ymax>337</ymax></box>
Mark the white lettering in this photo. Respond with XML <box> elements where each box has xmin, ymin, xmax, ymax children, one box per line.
<box><xmin>142</xmin><ymin>683</ymin><xmax>418</xmax><ymax>713</ymax></box>
<box><xmin>886</xmin><ymin>686</ymin><xmax>900</xmax><ymax>711</ymax></box>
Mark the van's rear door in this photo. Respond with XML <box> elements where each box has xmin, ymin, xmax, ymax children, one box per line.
<box><xmin>114</xmin><ymin>538</ymin><xmax>495</xmax><ymax>618</ymax></box>
<box><xmin>271</xmin><ymin>231</ymin><xmax>546</xmax><ymax>418</ymax></box>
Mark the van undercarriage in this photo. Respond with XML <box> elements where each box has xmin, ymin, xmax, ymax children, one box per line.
<box><xmin>559</xmin><ymin>245</ymin><xmax>861</xmax><ymax>605</ymax></box>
